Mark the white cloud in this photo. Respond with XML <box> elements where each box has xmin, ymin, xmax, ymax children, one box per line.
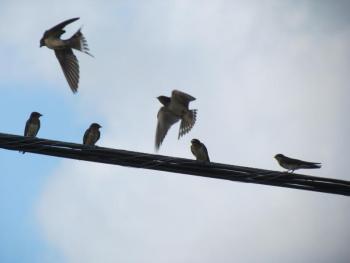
<box><xmin>1</xmin><ymin>0</ymin><xmax>347</xmax><ymax>262</ymax></box>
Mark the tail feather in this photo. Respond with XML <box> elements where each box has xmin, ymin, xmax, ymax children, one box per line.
<box><xmin>178</xmin><ymin>109</ymin><xmax>197</xmax><ymax>139</ymax></box>
<box><xmin>302</xmin><ymin>163</ymin><xmax>321</xmax><ymax>169</ymax></box>
<box><xmin>69</xmin><ymin>28</ymin><xmax>94</xmax><ymax>57</ymax></box>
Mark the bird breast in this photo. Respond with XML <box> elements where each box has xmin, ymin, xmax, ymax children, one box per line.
<box><xmin>27</xmin><ymin>123</ymin><xmax>39</xmax><ymax>137</ymax></box>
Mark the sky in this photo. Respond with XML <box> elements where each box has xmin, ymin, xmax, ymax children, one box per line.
<box><xmin>1</xmin><ymin>0</ymin><xmax>350</xmax><ymax>262</ymax></box>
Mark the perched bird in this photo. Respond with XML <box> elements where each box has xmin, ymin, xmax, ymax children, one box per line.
<box><xmin>22</xmin><ymin>112</ymin><xmax>42</xmax><ymax>153</ymax></box>
<box><xmin>274</xmin><ymin>154</ymin><xmax>321</xmax><ymax>173</ymax></box>
<box><xmin>155</xmin><ymin>90</ymin><xmax>197</xmax><ymax>150</ymax></box>
<box><xmin>191</xmin><ymin>139</ymin><xmax>210</xmax><ymax>162</ymax></box>
<box><xmin>40</xmin><ymin>17</ymin><xmax>93</xmax><ymax>93</ymax></box>
<box><xmin>83</xmin><ymin>123</ymin><xmax>102</xmax><ymax>146</ymax></box>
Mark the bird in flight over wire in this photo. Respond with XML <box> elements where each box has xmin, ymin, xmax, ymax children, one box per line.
<box><xmin>155</xmin><ymin>90</ymin><xmax>197</xmax><ymax>151</ymax></box>
<box><xmin>274</xmin><ymin>154</ymin><xmax>321</xmax><ymax>173</ymax></box>
<box><xmin>83</xmin><ymin>123</ymin><xmax>102</xmax><ymax>146</ymax></box>
<box><xmin>40</xmin><ymin>17</ymin><xmax>93</xmax><ymax>93</ymax></box>
<box><xmin>191</xmin><ymin>138</ymin><xmax>210</xmax><ymax>162</ymax></box>
<box><xmin>22</xmin><ymin>112</ymin><xmax>42</xmax><ymax>154</ymax></box>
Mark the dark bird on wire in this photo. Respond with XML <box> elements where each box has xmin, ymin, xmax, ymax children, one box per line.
<box><xmin>40</xmin><ymin>17</ymin><xmax>93</xmax><ymax>93</ymax></box>
<box><xmin>274</xmin><ymin>154</ymin><xmax>321</xmax><ymax>173</ymax></box>
<box><xmin>191</xmin><ymin>139</ymin><xmax>210</xmax><ymax>162</ymax></box>
<box><xmin>155</xmin><ymin>90</ymin><xmax>197</xmax><ymax>151</ymax></box>
<box><xmin>22</xmin><ymin>112</ymin><xmax>42</xmax><ymax>154</ymax></box>
<box><xmin>83</xmin><ymin>123</ymin><xmax>102</xmax><ymax>146</ymax></box>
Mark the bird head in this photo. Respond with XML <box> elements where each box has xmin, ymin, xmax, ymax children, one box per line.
<box><xmin>31</xmin><ymin>112</ymin><xmax>43</xmax><ymax>118</ymax></box>
<box><xmin>274</xmin><ymin>154</ymin><xmax>284</xmax><ymax>160</ymax></box>
<box><xmin>191</xmin><ymin>138</ymin><xmax>201</xmax><ymax>145</ymax></box>
<box><xmin>40</xmin><ymin>36</ymin><xmax>45</xmax><ymax>47</ymax></box>
<box><xmin>157</xmin><ymin>96</ymin><xmax>171</xmax><ymax>106</ymax></box>
<box><xmin>91</xmin><ymin>123</ymin><xmax>102</xmax><ymax>129</ymax></box>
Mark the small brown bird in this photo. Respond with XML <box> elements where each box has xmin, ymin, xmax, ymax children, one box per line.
<box><xmin>83</xmin><ymin>123</ymin><xmax>102</xmax><ymax>146</ymax></box>
<box><xmin>274</xmin><ymin>154</ymin><xmax>321</xmax><ymax>173</ymax></box>
<box><xmin>22</xmin><ymin>112</ymin><xmax>42</xmax><ymax>154</ymax></box>
<box><xmin>24</xmin><ymin>112</ymin><xmax>42</xmax><ymax>137</ymax></box>
<box><xmin>40</xmin><ymin>17</ymin><xmax>93</xmax><ymax>93</ymax></box>
<box><xmin>191</xmin><ymin>139</ymin><xmax>210</xmax><ymax>162</ymax></box>
<box><xmin>155</xmin><ymin>90</ymin><xmax>197</xmax><ymax>150</ymax></box>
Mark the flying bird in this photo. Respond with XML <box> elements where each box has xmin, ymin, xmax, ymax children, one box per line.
<box><xmin>191</xmin><ymin>139</ymin><xmax>210</xmax><ymax>162</ymax></box>
<box><xmin>40</xmin><ymin>17</ymin><xmax>93</xmax><ymax>93</ymax></box>
<box><xmin>155</xmin><ymin>90</ymin><xmax>197</xmax><ymax>150</ymax></box>
<box><xmin>83</xmin><ymin>123</ymin><xmax>102</xmax><ymax>146</ymax></box>
<box><xmin>274</xmin><ymin>154</ymin><xmax>321</xmax><ymax>173</ymax></box>
<box><xmin>22</xmin><ymin>112</ymin><xmax>42</xmax><ymax>153</ymax></box>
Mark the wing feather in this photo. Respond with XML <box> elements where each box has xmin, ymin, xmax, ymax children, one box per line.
<box><xmin>179</xmin><ymin>109</ymin><xmax>197</xmax><ymax>139</ymax></box>
<box><xmin>171</xmin><ymin>90</ymin><xmax>196</xmax><ymax>107</ymax></box>
<box><xmin>46</xmin><ymin>17</ymin><xmax>80</xmax><ymax>38</ymax></box>
<box><xmin>55</xmin><ymin>49</ymin><xmax>80</xmax><ymax>93</ymax></box>
<box><xmin>155</xmin><ymin>107</ymin><xmax>179</xmax><ymax>151</ymax></box>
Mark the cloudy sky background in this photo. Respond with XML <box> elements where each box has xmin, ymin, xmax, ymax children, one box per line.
<box><xmin>1</xmin><ymin>0</ymin><xmax>350</xmax><ymax>262</ymax></box>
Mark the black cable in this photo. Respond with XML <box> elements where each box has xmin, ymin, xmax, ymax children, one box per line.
<box><xmin>0</xmin><ymin>132</ymin><xmax>349</xmax><ymax>196</ymax></box>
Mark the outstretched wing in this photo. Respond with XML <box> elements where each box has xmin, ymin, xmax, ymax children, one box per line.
<box><xmin>155</xmin><ymin>107</ymin><xmax>179</xmax><ymax>151</ymax></box>
<box><xmin>45</xmin><ymin>17</ymin><xmax>80</xmax><ymax>38</ymax></box>
<box><xmin>171</xmin><ymin>90</ymin><xmax>196</xmax><ymax>108</ymax></box>
<box><xmin>55</xmin><ymin>49</ymin><xmax>80</xmax><ymax>93</ymax></box>
<box><xmin>179</xmin><ymin>109</ymin><xmax>197</xmax><ymax>139</ymax></box>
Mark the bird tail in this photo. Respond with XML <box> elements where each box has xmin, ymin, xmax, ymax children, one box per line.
<box><xmin>303</xmin><ymin>163</ymin><xmax>322</xmax><ymax>169</ymax></box>
<box><xmin>178</xmin><ymin>109</ymin><xmax>197</xmax><ymax>139</ymax></box>
<box><xmin>69</xmin><ymin>28</ymin><xmax>94</xmax><ymax>57</ymax></box>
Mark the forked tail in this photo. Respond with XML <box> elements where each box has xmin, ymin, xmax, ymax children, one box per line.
<box><xmin>69</xmin><ymin>28</ymin><xmax>94</xmax><ymax>57</ymax></box>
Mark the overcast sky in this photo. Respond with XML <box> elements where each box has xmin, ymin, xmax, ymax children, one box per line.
<box><xmin>1</xmin><ymin>0</ymin><xmax>350</xmax><ymax>262</ymax></box>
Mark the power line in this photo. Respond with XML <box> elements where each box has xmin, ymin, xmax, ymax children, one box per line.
<box><xmin>0</xmin><ymin>132</ymin><xmax>349</xmax><ymax>196</ymax></box>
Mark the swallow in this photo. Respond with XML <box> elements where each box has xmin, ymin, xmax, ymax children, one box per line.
<box><xmin>22</xmin><ymin>112</ymin><xmax>42</xmax><ymax>153</ymax></box>
<box><xmin>191</xmin><ymin>139</ymin><xmax>210</xmax><ymax>162</ymax></box>
<box><xmin>83</xmin><ymin>123</ymin><xmax>102</xmax><ymax>146</ymax></box>
<box><xmin>274</xmin><ymin>154</ymin><xmax>321</xmax><ymax>173</ymax></box>
<box><xmin>40</xmin><ymin>17</ymin><xmax>93</xmax><ymax>93</ymax></box>
<box><xmin>155</xmin><ymin>90</ymin><xmax>197</xmax><ymax>150</ymax></box>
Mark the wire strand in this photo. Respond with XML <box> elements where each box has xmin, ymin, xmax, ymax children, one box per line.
<box><xmin>0</xmin><ymin>132</ymin><xmax>349</xmax><ymax>196</ymax></box>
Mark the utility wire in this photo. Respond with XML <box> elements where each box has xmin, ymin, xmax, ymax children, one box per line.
<box><xmin>0</xmin><ymin>132</ymin><xmax>349</xmax><ymax>196</ymax></box>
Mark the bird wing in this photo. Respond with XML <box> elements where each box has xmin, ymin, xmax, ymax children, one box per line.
<box><xmin>179</xmin><ymin>109</ymin><xmax>197</xmax><ymax>139</ymax></box>
<box><xmin>284</xmin><ymin>156</ymin><xmax>321</xmax><ymax>168</ymax></box>
<box><xmin>171</xmin><ymin>90</ymin><xmax>196</xmax><ymax>108</ymax></box>
<box><xmin>55</xmin><ymin>49</ymin><xmax>80</xmax><ymax>93</ymax></box>
<box><xmin>24</xmin><ymin>119</ymin><xmax>30</xmax><ymax>136</ymax></box>
<box><xmin>83</xmin><ymin>128</ymin><xmax>90</xmax><ymax>145</ymax></box>
<box><xmin>45</xmin><ymin>17</ymin><xmax>80</xmax><ymax>38</ymax></box>
<box><xmin>286</xmin><ymin>156</ymin><xmax>318</xmax><ymax>165</ymax></box>
<box><xmin>155</xmin><ymin>107</ymin><xmax>179</xmax><ymax>150</ymax></box>
<box><xmin>95</xmin><ymin>130</ymin><xmax>101</xmax><ymax>144</ymax></box>
<box><xmin>36</xmin><ymin>120</ymin><xmax>41</xmax><ymax>137</ymax></box>
<box><xmin>190</xmin><ymin>145</ymin><xmax>196</xmax><ymax>157</ymax></box>
<box><xmin>294</xmin><ymin>159</ymin><xmax>321</xmax><ymax>168</ymax></box>
<box><xmin>202</xmin><ymin>144</ymin><xmax>210</xmax><ymax>162</ymax></box>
